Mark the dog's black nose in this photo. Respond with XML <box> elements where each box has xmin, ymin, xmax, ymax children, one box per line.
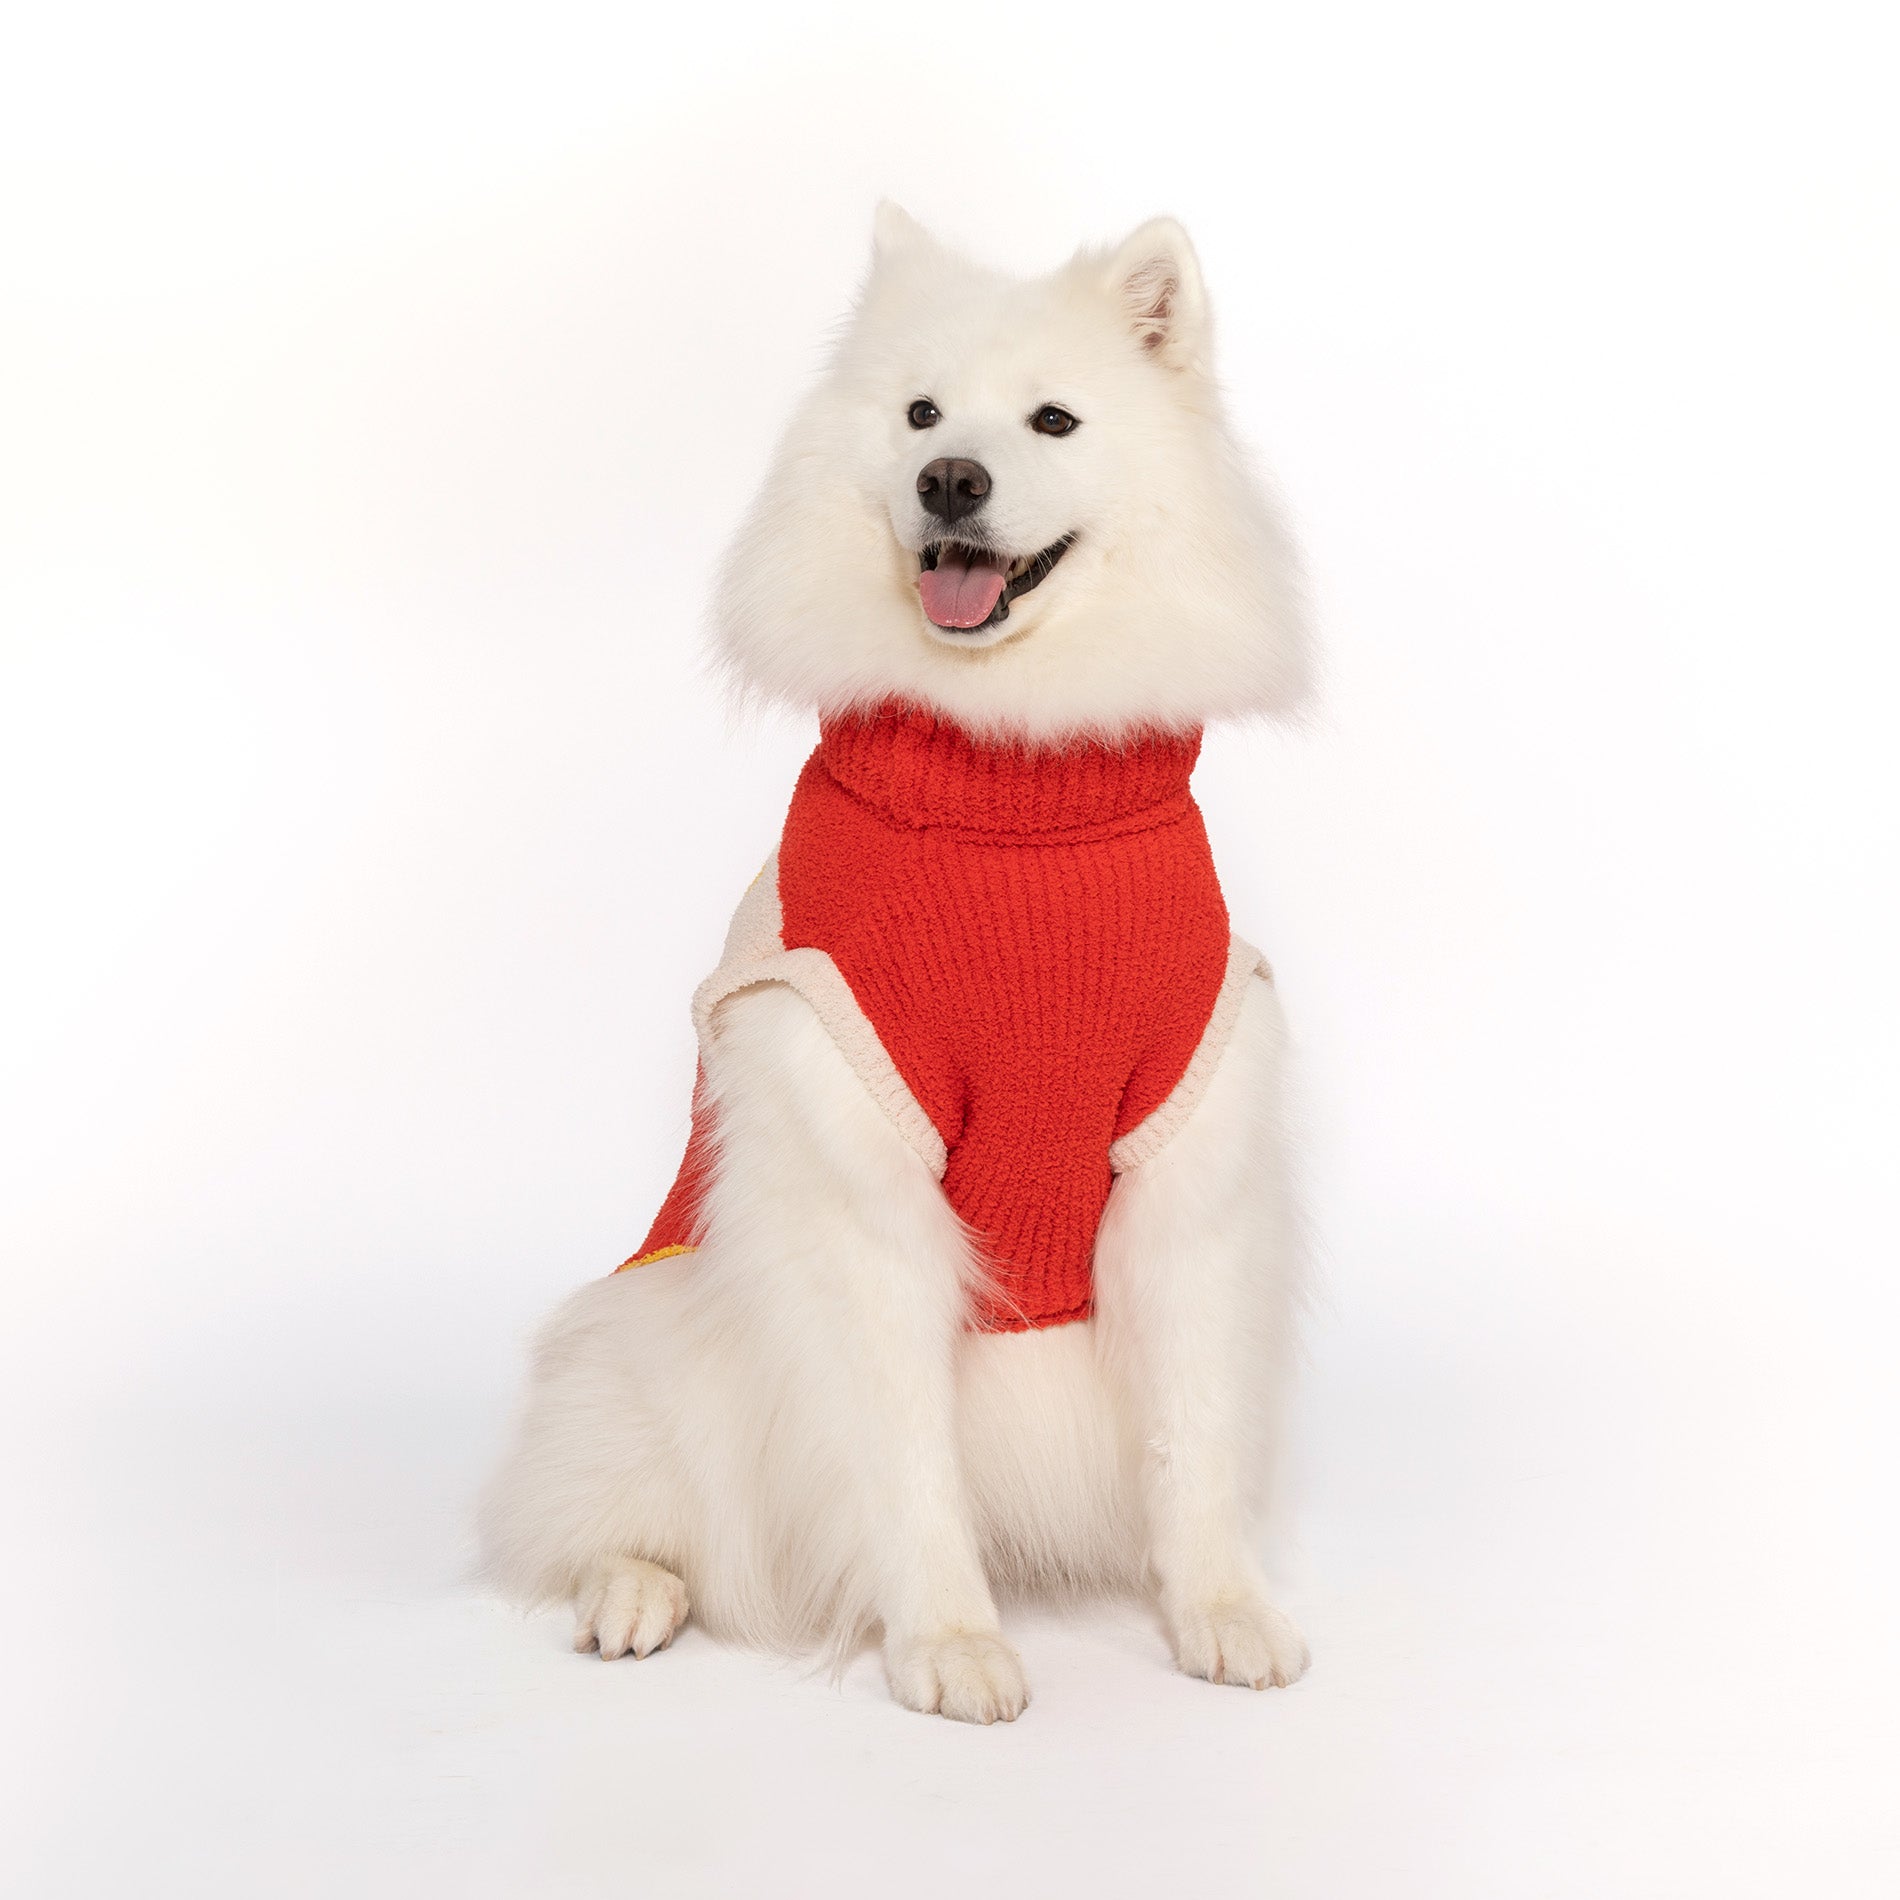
<box><xmin>917</xmin><ymin>457</ymin><xmax>991</xmax><ymax>526</ymax></box>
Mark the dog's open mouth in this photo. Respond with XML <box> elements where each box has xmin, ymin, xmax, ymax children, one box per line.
<box><xmin>917</xmin><ymin>535</ymin><xmax>1074</xmax><ymax>632</ymax></box>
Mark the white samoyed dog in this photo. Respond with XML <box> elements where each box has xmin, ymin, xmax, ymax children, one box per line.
<box><xmin>480</xmin><ymin>204</ymin><xmax>1312</xmax><ymax>1723</ymax></box>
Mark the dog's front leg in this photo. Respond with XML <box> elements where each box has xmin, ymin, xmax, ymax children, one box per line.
<box><xmin>1094</xmin><ymin>974</ymin><xmax>1310</xmax><ymax>1689</ymax></box>
<box><xmin>705</xmin><ymin>982</ymin><xmax>1027</xmax><ymax>1723</ymax></box>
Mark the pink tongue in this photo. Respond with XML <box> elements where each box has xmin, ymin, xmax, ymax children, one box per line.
<box><xmin>918</xmin><ymin>546</ymin><xmax>1009</xmax><ymax>629</ymax></box>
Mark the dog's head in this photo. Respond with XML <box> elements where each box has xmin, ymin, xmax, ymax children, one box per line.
<box><xmin>714</xmin><ymin>206</ymin><xmax>1308</xmax><ymax>743</ymax></box>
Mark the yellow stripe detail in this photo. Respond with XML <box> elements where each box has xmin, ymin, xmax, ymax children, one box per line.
<box><xmin>614</xmin><ymin>1243</ymin><xmax>697</xmax><ymax>1273</ymax></box>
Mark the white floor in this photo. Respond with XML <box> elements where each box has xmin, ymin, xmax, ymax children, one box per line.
<box><xmin>8</xmin><ymin>1239</ymin><xmax>1893</xmax><ymax>1899</ymax></box>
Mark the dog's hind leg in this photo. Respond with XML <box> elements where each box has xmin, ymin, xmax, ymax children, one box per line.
<box><xmin>477</xmin><ymin>1257</ymin><xmax>702</xmax><ymax>1650</ymax></box>
<box><xmin>571</xmin><ymin>1555</ymin><xmax>690</xmax><ymax>1660</ymax></box>
<box><xmin>1092</xmin><ymin>971</ymin><xmax>1310</xmax><ymax>1689</ymax></box>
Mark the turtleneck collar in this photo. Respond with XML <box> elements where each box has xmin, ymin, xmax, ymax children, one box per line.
<box><xmin>816</xmin><ymin>701</ymin><xmax>1203</xmax><ymax>838</ymax></box>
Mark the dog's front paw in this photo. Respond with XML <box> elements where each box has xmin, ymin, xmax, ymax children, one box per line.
<box><xmin>1168</xmin><ymin>1592</ymin><xmax>1308</xmax><ymax>1689</ymax></box>
<box><xmin>886</xmin><ymin>1629</ymin><xmax>1029</xmax><ymax>1724</ymax></box>
<box><xmin>572</xmin><ymin>1556</ymin><xmax>689</xmax><ymax>1661</ymax></box>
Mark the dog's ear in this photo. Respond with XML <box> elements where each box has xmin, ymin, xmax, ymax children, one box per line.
<box><xmin>1102</xmin><ymin>218</ymin><xmax>1209</xmax><ymax>370</ymax></box>
<box><xmin>871</xmin><ymin>200</ymin><xmax>936</xmax><ymax>267</ymax></box>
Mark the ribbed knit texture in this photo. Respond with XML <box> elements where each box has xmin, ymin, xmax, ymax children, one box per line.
<box><xmin>631</xmin><ymin>702</ymin><xmax>1232</xmax><ymax>1330</ymax></box>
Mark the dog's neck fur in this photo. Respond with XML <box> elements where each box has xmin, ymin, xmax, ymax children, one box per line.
<box><xmin>818</xmin><ymin>701</ymin><xmax>1204</xmax><ymax>837</ymax></box>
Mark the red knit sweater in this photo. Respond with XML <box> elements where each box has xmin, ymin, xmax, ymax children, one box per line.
<box><xmin>627</xmin><ymin>704</ymin><xmax>1233</xmax><ymax>1330</ymax></box>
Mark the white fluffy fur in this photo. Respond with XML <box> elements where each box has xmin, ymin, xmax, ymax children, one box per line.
<box><xmin>713</xmin><ymin>206</ymin><xmax>1309</xmax><ymax>743</ymax></box>
<box><xmin>480</xmin><ymin>209</ymin><xmax>1311</xmax><ymax>1720</ymax></box>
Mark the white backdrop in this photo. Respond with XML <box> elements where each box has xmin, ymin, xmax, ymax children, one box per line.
<box><xmin>3</xmin><ymin>2</ymin><xmax>1896</xmax><ymax>1894</ymax></box>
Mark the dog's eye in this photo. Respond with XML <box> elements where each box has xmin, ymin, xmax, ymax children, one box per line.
<box><xmin>1031</xmin><ymin>404</ymin><xmax>1079</xmax><ymax>437</ymax></box>
<box><xmin>907</xmin><ymin>398</ymin><xmax>940</xmax><ymax>429</ymax></box>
